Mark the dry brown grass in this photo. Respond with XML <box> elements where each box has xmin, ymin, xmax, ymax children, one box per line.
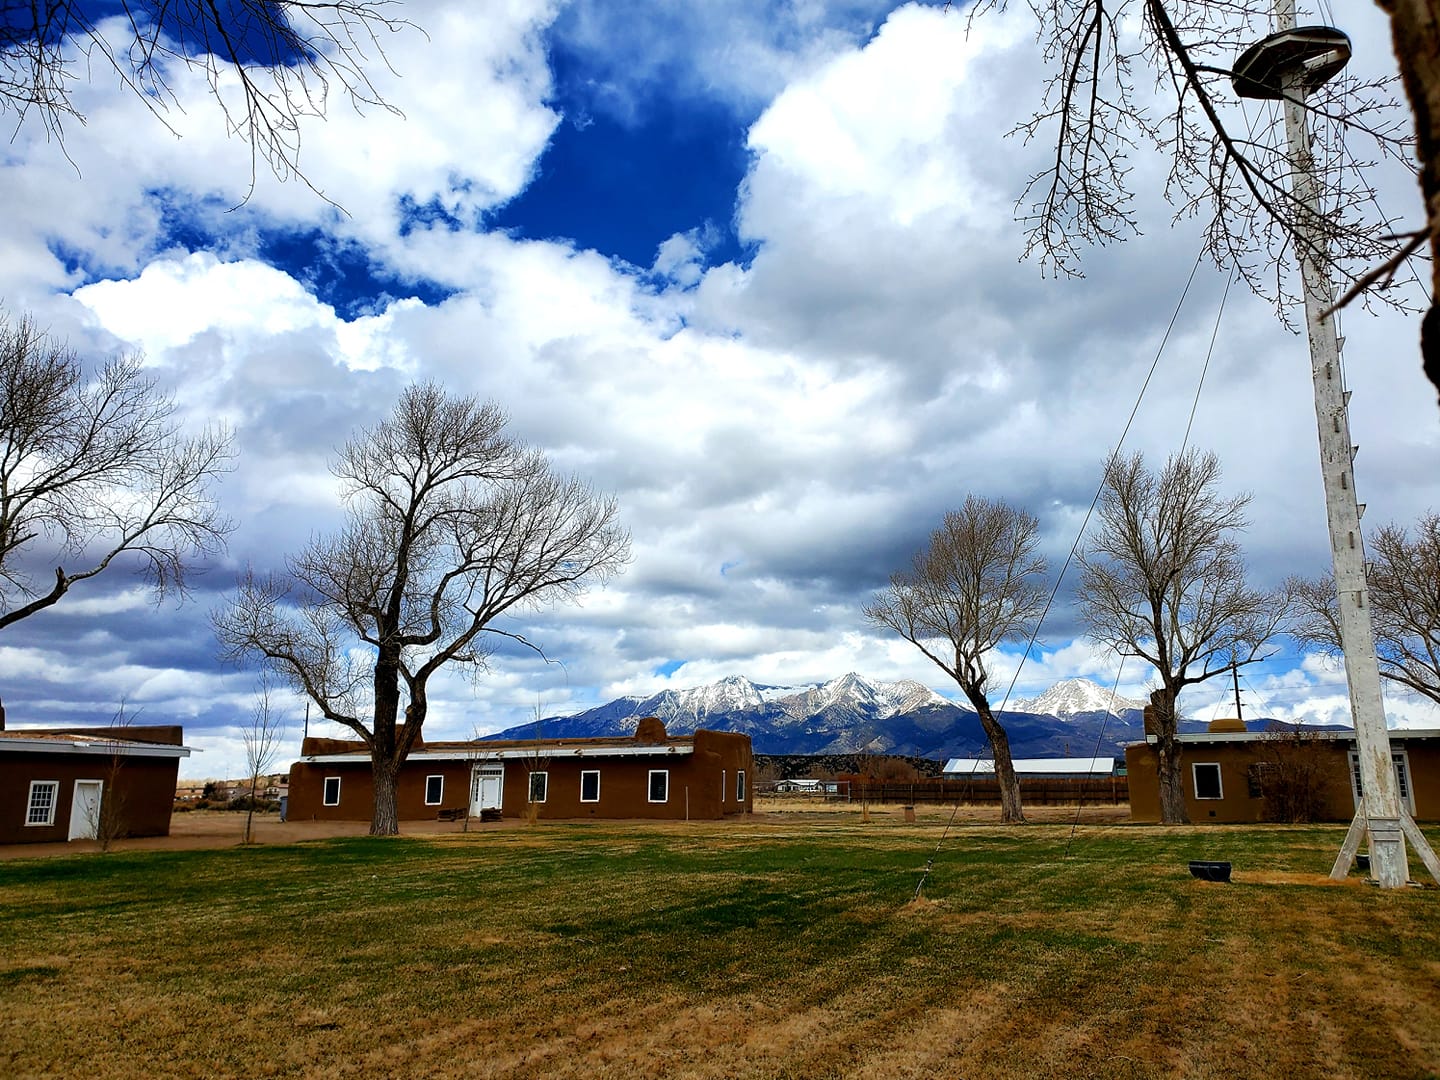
<box><xmin>1</xmin><ymin>817</ymin><xmax>1437</xmax><ymax>1079</ymax></box>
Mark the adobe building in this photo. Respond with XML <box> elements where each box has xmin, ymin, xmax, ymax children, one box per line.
<box><xmin>287</xmin><ymin>717</ymin><xmax>753</xmax><ymax>823</ymax></box>
<box><xmin>1</xmin><ymin>725</ymin><xmax>192</xmax><ymax>844</ymax></box>
<box><xmin>1126</xmin><ymin>718</ymin><xmax>1440</xmax><ymax>823</ymax></box>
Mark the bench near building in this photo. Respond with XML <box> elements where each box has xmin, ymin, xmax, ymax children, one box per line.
<box><xmin>2</xmin><ymin>725</ymin><xmax>192</xmax><ymax>844</ymax></box>
<box><xmin>1126</xmin><ymin>719</ymin><xmax>1440</xmax><ymax>822</ymax></box>
<box><xmin>288</xmin><ymin>717</ymin><xmax>753</xmax><ymax>823</ymax></box>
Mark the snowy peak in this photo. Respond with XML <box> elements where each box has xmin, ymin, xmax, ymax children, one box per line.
<box><xmin>1012</xmin><ymin>678</ymin><xmax>1145</xmax><ymax>718</ymax></box>
<box><xmin>653</xmin><ymin>675</ymin><xmax>767</xmax><ymax>721</ymax></box>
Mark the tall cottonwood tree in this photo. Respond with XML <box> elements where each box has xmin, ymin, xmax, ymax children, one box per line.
<box><xmin>213</xmin><ymin>384</ymin><xmax>631</xmax><ymax>836</ymax></box>
<box><xmin>1291</xmin><ymin>510</ymin><xmax>1440</xmax><ymax>705</ymax></box>
<box><xmin>864</xmin><ymin>496</ymin><xmax>1048</xmax><ymax>823</ymax></box>
<box><xmin>970</xmin><ymin>0</ymin><xmax>1440</xmax><ymax>397</ymax></box>
<box><xmin>0</xmin><ymin>309</ymin><xmax>234</xmax><ymax>630</ymax></box>
<box><xmin>1</xmin><ymin>0</ymin><xmax>409</xmax><ymax>192</ymax></box>
<box><xmin>1077</xmin><ymin>449</ymin><xmax>1292</xmax><ymax>823</ymax></box>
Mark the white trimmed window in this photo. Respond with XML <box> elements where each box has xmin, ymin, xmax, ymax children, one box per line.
<box><xmin>736</xmin><ymin>769</ymin><xmax>746</xmax><ymax>802</ymax></box>
<box><xmin>1192</xmin><ymin>763</ymin><xmax>1223</xmax><ymax>800</ymax></box>
<box><xmin>424</xmin><ymin>775</ymin><xmax>444</xmax><ymax>806</ymax></box>
<box><xmin>529</xmin><ymin>771</ymin><xmax>548</xmax><ymax>803</ymax></box>
<box><xmin>648</xmin><ymin>769</ymin><xmax>669</xmax><ymax>803</ymax></box>
<box><xmin>1349</xmin><ymin>750</ymin><xmax>1416</xmax><ymax>814</ymax></box>
<box><xmin>26</xmin><ymin>781</ymin><xmax>59</xmax><ymax>826</ymax></box>
<box><xmin>323</xmin><ymin>776</ymin><xmax>342</xmax><ymax>807</ymax></box>
<box><xmin>580</xmin><ymin>770</ymin><xmax>600</xmax><ymax>803</ymax></box>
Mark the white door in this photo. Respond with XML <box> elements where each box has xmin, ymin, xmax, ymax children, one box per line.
<box><xmin>68</xmin><ymin>780</ymin><xmax>104</xmax><ymax>841</ymax></box>
<box><xmin>471</xmin><ymin>763</ymin><xmax>504</xmax><ymax>814</ymax></box>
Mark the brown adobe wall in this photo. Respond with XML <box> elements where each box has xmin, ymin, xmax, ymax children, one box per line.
<box><xmin>1125</xmin><ymin>745</ymin><xmax>1163</xmax><ymax>822</ymax></box>
<box><xmin>0</xmin><ymin>753</ymin><xmax>179</xmax><ymax>844</ymax></box>
<box><xmin>286</xmin><ymin>760</ymin><xmax>476</xmax><ymax>822</ymax></box>
<box><xmin>287</xmin><ymin>727</ymin><xmax>755</xmax><ymax>823</ymax></box>
<box><xmin>1128</xmin><ymin>740</ymin><xmax>1357</xmax><ymax>823</ymax></box>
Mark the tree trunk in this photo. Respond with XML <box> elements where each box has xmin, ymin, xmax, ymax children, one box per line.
<box><xmin>244</xmin><ymin>773</ymin><xmax>258</xmax><ymax>844</ymax></box>
<box><xmin>1148</xmin><ymin>687</ymin><xmax>1190</xmax><ymax>824</ymax></box>
<box><xmin>971</xmin><ymin>695</ymin><xmax>1027</xmax><ymax>824</ymax></box>
<box><xmin>370</xmin><ymin>755</ymin><xmax>401</xmax><ymax>836</ymax></box>
<box><xmin>369</xmin><ymin>652</ymin><xmax>404</xmax><ymax>836</ymax></box>
<box><xmin>1378</xmin><ymin>0</ymin><xmax>1440</xmax><ymax>403</ymax></box>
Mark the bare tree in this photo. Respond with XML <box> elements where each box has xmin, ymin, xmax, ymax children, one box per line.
<box><xmin>864</xmin><ymin>496</ymin><xmax>1048</xmax><ymax>823</ymax></box>
<box><xmin>0</xmin><ymin>309</ymin><xmax>234</xmax><ymax>631</ymax></box>
<box><xmin>1077</xmin><ymin>449</ymin><xmax>1292</xmax><ymax>823</ymax></box>
<box><xmin>1255</xmin><ymin>722</ymin><xmax>1332</xmax><ymax>823</ymax></box>
<box><xmin>95</xmin><ymin>698</ymin><xmax>138</xmax><ymax>852</ymax></box>
<box><xmin>967</xmin><ymin>0</ymin><xmax>1440</xmax><ymax>395</ymax></box>
<box><xmin>1</xmin><ymin>1</ymin><xmax>410</xmax><ymax>195</ymax></box>
<box><xmin>213</xmin><ymin>383</ymin><xmax>631</xmax><ymax>836</ymax></box>
<box><xmin>1292</xmin><ymin>510</ymin><xmax>1440</xmax><ymax>706</ymax></box>
<box><xmin>241</xmin><ymin>677</ymin><xmax>284</xmax><ymax>844</ymax></box>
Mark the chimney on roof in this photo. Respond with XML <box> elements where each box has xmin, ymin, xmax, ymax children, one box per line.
<box><xmin>634</xmin><ymin>716</ymin><xmax>667</xmax><ymax>743</ymax></box>
<box><xmin>0</xmin><ymin>696</ymin><xmax>6</xmax><ymax>730</ymax></box>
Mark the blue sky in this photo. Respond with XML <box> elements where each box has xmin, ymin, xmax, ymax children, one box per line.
<box><xmin>1</xmin><ymin>0</ymin><xmax>1437</xmax><ymax>778</ymax></box>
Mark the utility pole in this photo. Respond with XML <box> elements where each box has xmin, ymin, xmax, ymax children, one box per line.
<box><xmin>1234</xmin><ymin>6</ymin><xmax>1440</xmax><ymax>887</ymax></box>
<box><xmin>1231</xmin><ymin>660</ymin><xmax>1243</xmax><ymax>724</ymax></box>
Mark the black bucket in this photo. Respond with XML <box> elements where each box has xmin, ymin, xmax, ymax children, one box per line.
<box><xmin>1188</xmin><ymin>860</ymin><xmax>1232</xmax><ymax>883</ymax></box>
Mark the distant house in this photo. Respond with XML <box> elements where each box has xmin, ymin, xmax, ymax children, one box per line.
<box><xmin>942</xmin><ymin>757</ymin><xmax>1117</xmax><ymax>780</ymax></box>
<box><xmin>287</xmin><ymin>717</ymin><xmax>753</xmax><ymax>823</ymax></box>
<box><xmin>773</xmin><ymin>778</ymin><xmax>841</xmax><ymax>794</ymax></box>
<box><xmin>1125</xmin><ymin>720</ymin><xmax>1440</xmax><ymax>822</ymax></box>
<box><xmin>1</xmin><ymin>725</ymin><xmax>192</xmax><ymax>844</ymax></box>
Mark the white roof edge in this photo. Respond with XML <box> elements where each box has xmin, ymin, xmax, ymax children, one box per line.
<box><xmin>0</xmin><ymin>738</ymin><xmax>193</xmax><ymax>758</ymax></box>
<box><xmin>1168</xmin><ymin>727</ymin><xmax>1440</xmax><ymax>744</ymax></box>
<box><xmin>302</xmin><ymin>744</ymin><xmax>695</xmax><ymax>765</ymax></box>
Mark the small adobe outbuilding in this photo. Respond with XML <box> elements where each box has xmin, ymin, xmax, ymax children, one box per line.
<box><xmin>1</xmin><ymin>724</ymin><xmax>192</xmax><ymax>844</ymax></box>
<box><xmin>287</xmin><ymin>717</ymin><xmax>753</xmax><ymax>823</ymax></box>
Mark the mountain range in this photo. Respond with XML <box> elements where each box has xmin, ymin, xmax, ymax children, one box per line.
<box><xmin>486</xmin><ymin>674</ymin><xmax>1169</xmax><ymax>760</ymax></box>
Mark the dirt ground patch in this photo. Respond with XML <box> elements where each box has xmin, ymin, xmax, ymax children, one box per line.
<box><xmin>0</xmin><ymin>811</ymin><xmax>513</xmax><ymax>859</ymax></box>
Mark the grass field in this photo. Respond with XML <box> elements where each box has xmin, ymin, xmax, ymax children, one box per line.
<box><xmin>2</xmin><ymin>812</ymin><xmax>1438</xmax><ymax>1079</ymax></box>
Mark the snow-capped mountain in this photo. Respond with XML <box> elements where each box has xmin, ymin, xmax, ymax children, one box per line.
<box><xmin>485</xmin><ymin>673</ymin><xmax>1145</xmax><ymax>759</ymax></box>
<box><xmin>1011</xmin><ymin>677</ymin><xmax>1146</xmax><ymax>718</ymax></box>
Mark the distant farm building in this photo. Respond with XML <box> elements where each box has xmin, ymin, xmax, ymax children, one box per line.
<box><xmin>1125</xmin><ymin>722</ymin><xmax>1440</xmax><ymax>822</ymax></box>
<box><xmin>942</xmin><ymin>757</ymin><xmax>1118</xmax><ymax>779</ymax></box>
<box><xmin>288</xmin><ymin>717</ymin><xmax>753</xmax><ymax>822</ymax></box>
<box><xmin>773</xmin><ymin>778</ymin><xmax>843</xmax><ymax>794</ymax></box>
<box><xmin>1</xmin><ymin>725</ymin><xmax>191</xmax><ymax>844</ymax></box>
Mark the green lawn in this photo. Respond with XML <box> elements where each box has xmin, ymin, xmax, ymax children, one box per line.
<box><xmin>2</xmin><ymin>819</ymin><xmax>1437</xmax><ymax>1079</ymax></box>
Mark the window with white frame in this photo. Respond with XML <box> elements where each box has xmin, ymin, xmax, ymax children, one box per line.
<box><xmin>1349</xmin><ymin>750</ymin><xmax>1415</xmax><ymax>814</ymax></box>
<box><xmin>529</xmin><ymin>771</ymin><xmax>548</xmax><ymax>803</ymax></box>
<box><xmin>580</xmin><ymin>770</ymin><xmax>600</xmax><ymax>803</ymax></box>
<box><xmin>736</xmin><ymin>769</ymin><xmax>746</xmax><ymax>802</ymax></box>
<box><xmin>648</xmin><ymin>769</ymin><xmax>669</xmax><ymax>803</ymax></box>
<box><xmin>323</xmin><ymin>776</ymin><xmax>341</xmax><ymax>806</ymax></box>
<box><xmin>26</xmin><ymin>781</ymin><xmax>59</xmax><ymax>826</ymax></box>
<box><xmin>424</xmin><ymin>775</ymin><xmax>444</xmax><ymax>806</ymax></box>
<box><xmin>1192</xmin><ymin>763</ymin><xmax>1223</xmax><ymax>800</ymax></box>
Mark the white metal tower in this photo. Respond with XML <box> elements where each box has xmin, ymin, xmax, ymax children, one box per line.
<box><xmin>1232</xmin><ymin>7</ymin><xmax>1439</xmax><ymax>888</ymax></box>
